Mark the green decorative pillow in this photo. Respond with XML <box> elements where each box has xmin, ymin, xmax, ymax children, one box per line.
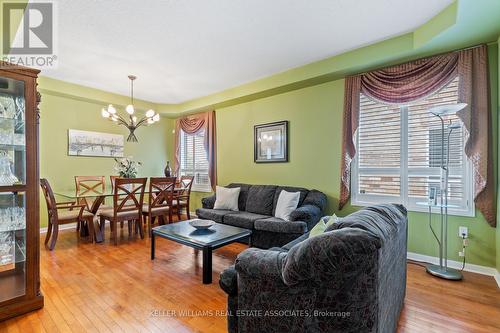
<box><xmin>309</xmin><ymin>214</ymin><xmax>338</xmax><ymax>238</ymax></box>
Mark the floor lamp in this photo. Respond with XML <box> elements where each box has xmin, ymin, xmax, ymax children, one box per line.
<box><xmin>425</xmin><ymin>103</ymin><xmax>467</xmax><ymax>281</ymax></box>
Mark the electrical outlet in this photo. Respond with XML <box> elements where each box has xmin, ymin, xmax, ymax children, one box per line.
<box><xmin>459</xmin><ymin>226</ymin><xmax>468</xmax><ymax>238</ymax></box>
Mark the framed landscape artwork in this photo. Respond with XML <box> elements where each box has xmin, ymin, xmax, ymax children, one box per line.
<box><xmin>254</xmin><ymin>121</ymin><xmax>288</xmax><ymax>163</ymax></box>
<box><xmin>68</xmin><ymin>129</ymin><xmax>124</xmax><ymax>157</ymax></box>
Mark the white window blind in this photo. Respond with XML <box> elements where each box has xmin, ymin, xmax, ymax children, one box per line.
<box><xmin>180</xmin><ymin>129</ymin><xmax>211</xmax><ymax>192</ymax></box>
<box><xmin>352</xmin><ymin>76</ymin><xmax>474</xmax><ymax>216</ymax></box>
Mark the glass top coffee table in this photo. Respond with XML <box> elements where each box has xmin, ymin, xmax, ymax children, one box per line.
<box><xmin>151</xmin><ymin>220</ymin><xmax>251</xmax><ymax>284</ymax></box>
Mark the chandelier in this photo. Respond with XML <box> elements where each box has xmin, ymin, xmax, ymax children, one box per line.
<box><xmin>101</xmin><ymin>75</ymin><xmax>160</xmax><ymax>142</ymax></box>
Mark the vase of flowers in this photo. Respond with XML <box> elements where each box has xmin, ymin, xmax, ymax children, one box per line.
<box><xmin>114</xmin><ymin>156</ymin><xmax>142</xmax><ymax>178</ymax></box>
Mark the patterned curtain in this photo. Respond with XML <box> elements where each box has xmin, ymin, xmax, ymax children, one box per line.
<box><xmin>339</xmin><ymin>45</ymin><xmax>495</xmax><ymax>227</ymax></box>
<box><xmin>174</xmin><ymin>111</ymin><xmax>217</xmax><ymax>191</ymax></box>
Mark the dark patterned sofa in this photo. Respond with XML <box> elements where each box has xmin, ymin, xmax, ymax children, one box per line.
<box><xmin>196</xmin><ymin>183</ymin><xmax>327</xmax><ymax>249</ymax></box>
<box><xmin>219</xmin><ymin>204</ymin><xmax>408</xmax><ymax>333</ymax></box>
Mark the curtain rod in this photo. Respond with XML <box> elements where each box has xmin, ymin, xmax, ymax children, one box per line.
<box><xmin>353</xmin><ymin>43</ymin><xmax>493</xmax><ymax>77</ymax></box>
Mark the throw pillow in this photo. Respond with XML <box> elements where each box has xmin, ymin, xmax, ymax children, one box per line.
<box><xmin>274</xmin><ymin>190</ymin><xmax>300</xmax><ymax>221</ymax></box>
<box><xmin>308</xmin><ymin>214</ymin><xmax>338</xmax><ymax>238</ymax></box>
<box><xmin>214</xmin><ymin>186</ymin><xmax>240</xmax><ymax>211</ymax></box>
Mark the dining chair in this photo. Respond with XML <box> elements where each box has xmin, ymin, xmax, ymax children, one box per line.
<box><xmin>98</xmin><ymin>177</ymin><xmax>147</xmax><ymax>245</ymax></box>
<box><xmin>142</xmin><ymin>177</ymin><xmax>176</xmax><ymax>237</ymax></box>
<box><xmin>74</xmin><ymin>176</ymin><xmax>110</xmax><ymax>231</ymax></box>
<box><xmin>40</xmin><ymin>178</ymin><xmax>95</xmax><ymax>250</ymax></box>
<box><xmin>174</xmin><ymin>175</ymin><xmax>194</xmax><ymax>220</ymax></box>
<box><xmin>74</xmin><ymin>176</ymin><xmax>106</xmax><ymax>209</ymax></box>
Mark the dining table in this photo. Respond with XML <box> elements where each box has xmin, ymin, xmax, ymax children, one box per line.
<box><xmin>54</xmin><ymin>186</ymin><xmax>188</xmax><ymax>243</ymax></box>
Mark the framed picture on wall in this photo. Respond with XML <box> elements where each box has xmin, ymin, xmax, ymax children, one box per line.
<box><xmin>68</xmin><ymin>129</ymin><xmax>124</xmax><ymax>157</ymax></box>
<box><xmin>254</xmin><ymin>121</ymin><xmax>288</xmax><ymax>163</ymax></box>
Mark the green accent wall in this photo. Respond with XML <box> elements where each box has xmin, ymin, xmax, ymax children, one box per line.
<box><xmin>38</xmin><ymin>77</ymin><xmax>173</xmax><ymax>228</ymax></box>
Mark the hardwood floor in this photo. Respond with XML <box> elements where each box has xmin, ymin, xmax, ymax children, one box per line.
<box><xmin>1</xmin><ymin>220</ymin><xmax>499</xmax><ymax>333</ymax></box>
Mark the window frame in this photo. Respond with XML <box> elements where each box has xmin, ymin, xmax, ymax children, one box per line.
<box><xmin>179</xmin><ymin>129</ymin><xmax>212</xmax><ymax>193</ymax></box>
<box><xmin>351</xmin><ymin>102</ymin><xmax>475</xmax><ymax>217</ymax></box>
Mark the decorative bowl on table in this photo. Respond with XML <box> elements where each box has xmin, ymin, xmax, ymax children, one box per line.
<box><xmin>189</xmin><ymin>219</ymin><xmax>215</xmax><ymax>230</ymax></box>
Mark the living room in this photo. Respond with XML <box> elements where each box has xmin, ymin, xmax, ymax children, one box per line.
<box><xmin>0</xmin><ymin>0</ymin><xmax>499</xmax><ymax>332</ymax></box>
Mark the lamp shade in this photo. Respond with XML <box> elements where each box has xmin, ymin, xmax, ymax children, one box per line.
<box><xmin>428</xmin><ymin>103</ymin><xmax>467</xmax><ymax>116</ymax></box>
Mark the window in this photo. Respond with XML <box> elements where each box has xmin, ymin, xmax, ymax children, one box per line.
<box><xmin>179</xmin><ymin>129</ymin><xmax>211</xmax><ymax>192</ymax></box>
<box><xmin>352</xmin><ymin>77</ymin><xmax>474</xmax><ymax>216</ymax></box>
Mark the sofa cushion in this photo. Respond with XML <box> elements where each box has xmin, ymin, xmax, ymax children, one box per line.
<box><xmin>245</xmin><ymin>185</ymin><xmax>277</xmax><ymax>215</ymax></box>
<box><xmin>308</xmin><ymin>214</ymin><xmax>337</xmax><ymax>238</ymax></box>
<box><xmin>227</xmin><ymin>183</ymin><xmax>251</xmax><ymax>211</ymax></box>
<box><xmin>195</xmin><ymin>208</ymin><xmax>234</xmax><ymax>223</ymax></box>
<box><xmin>255</xmin><ymin>217</ymin><xmax>307</xmax><ymax>234</ymax></box>
<box><xmin>224</xmin><ymin>211</ymin><xmax>269</xmax><ymax>229</ymax></box>
<box><xmin>272</xmin><ymin>186</ymin><xmax>308</xmax><ymax>216</ymax></box>
<box><xmin>214</xmin><ymin>186</ymin><xmax>240</xmax><ymax>211</ymax></box>
<box><xmin>274</xmin><ymin>190</ymin><xmax>301</xmax><ymax>221</ymax></box>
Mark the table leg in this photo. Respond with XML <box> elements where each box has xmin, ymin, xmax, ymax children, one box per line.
<box><xmin>79</xmin><ymin>221</ymin><xmax>89</xmax><ymax>237</ymax></box>
<box><xmin>93</xmin><ymin>219</ymin><xmax>103</xmax><ymax>243</ymax></box>
<box><xmin>151</xmin><ymin>232</ymin><xmax>156</xmax><ymax>260</ymax></box>
<box><xmin>90</xmin><ymin>195</ymin><xmax>106</xmax><ymax>243</ymax></box>
<box><xmin>202</xmin><ymin>246</ymin><xmax>212</xmax><ymax>284</ymax></box>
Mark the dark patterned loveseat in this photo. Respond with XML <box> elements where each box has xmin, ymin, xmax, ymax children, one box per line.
<box><xmin>219</xmin><ymin>204</ymin><xmax>408</xmax><ymax>333</ymax></box>
<box><xmin>196</xmin><ymin>183</ymin><xmax>327</xmax><ymax>249</ymax></box>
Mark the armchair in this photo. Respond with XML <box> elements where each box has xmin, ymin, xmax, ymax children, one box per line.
<box><xmin>220</xmin><ymin>204</ymin><xmax>408</xmax><ymax>333</ymax></box>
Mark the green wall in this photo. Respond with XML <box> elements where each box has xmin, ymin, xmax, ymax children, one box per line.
<box><xmin>38</xmin><ymin>77</ymin><xmax>173</xmax><ymax>228</ymax></box>
<box><xmin>207</xmin><ymin>44</ymin><xmax>498</xmax><ymax>268</ymax></box>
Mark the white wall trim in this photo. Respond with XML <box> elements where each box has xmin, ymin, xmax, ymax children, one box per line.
<box><xmin>40</xmin><ymin>222</ymin><xmax>77</xmax><ymax>234</ymax></box>
<box><xmin>495</xmin><ymin>270</ymin><xmax>500</xmax><ymax>288</ymax></box>
<box><xmin>407</xmin><ymin>252</ymin><xmax>499</xmax><ymax>288</ymax></box>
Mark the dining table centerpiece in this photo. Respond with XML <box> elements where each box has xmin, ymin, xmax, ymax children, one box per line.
<box><xmin>114</xmin><ymin>156</ymin><xmax>142</xmax><ymax>178</ymax></box>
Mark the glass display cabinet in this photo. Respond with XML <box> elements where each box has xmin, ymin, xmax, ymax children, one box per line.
<box><xmin>0</xmin><ymin>62</ymin><xmax>43</xmax><ymax>320</ymax></box>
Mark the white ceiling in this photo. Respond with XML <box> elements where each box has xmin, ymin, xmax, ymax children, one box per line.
<box><xmin>36</xmin><ymin>0</ymin><xmax>453</xmax><ymax>104</ymax></box>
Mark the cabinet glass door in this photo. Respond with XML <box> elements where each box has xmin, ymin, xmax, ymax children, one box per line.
<box><xmin>0</xmin><ymin>76</ymin><xmax>26</xmax><ymax>302</ymax></box>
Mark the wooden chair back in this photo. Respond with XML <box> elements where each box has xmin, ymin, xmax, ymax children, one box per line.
<box><xmin>40</xmin><ymin>178</ymin><xmax>57</xmax><ymax>218</ymax></box>
<box><xmin>177</xmin><ymin>176</ymin><xmax>194</xmax><ymax>198</ymax></box>
<box><xmin>112</xmin><ymin>178</ymin><xmax>147</xmax><ymax>216</ymax></box>
<box><xmin>149</xmin><ymin>177</ymin><xmax>176</xmax><ymax>210</ymax></box>
<box><xmin>75</xmin><ymin>176</ymin><xmax>105</xmax><ymax>209</ymax></box>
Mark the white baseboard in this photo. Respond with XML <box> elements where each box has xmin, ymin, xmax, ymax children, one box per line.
<box><xmin>40</xmin><ymin>222</ymin><xmax>77</xmax><ymax>234</ymax></box>
<box><xmin>407</xmin><ymin>252</ymin><xmax>500</xmax><ymax>288</ymax></box>
<box><xmin>495</xmin><ymin>270</ymin><xmax>500</xmax><ymax>288</ymax></box>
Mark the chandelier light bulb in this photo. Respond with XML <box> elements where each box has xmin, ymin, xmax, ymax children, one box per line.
<box><xmin>126</xmin><ymin>104</ymin><xmax>135</xmax><ymax>114</ymax></box>
<box><xmin>108</xmin><ymin>104</ymin><xmax>117</xmax><ymax>114</ymax></box>
<box><xmin>99</xmin><ymin>75</ymin><xmax>158</xmax><ymax>142</ymax></box>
